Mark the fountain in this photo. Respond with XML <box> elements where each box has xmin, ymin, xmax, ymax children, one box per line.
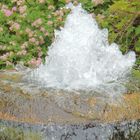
<box><xmin>0</xmin><ymin>3</ymin><xmax>140</xmax><ymax>140</ymax></box>
<box><xmin>29</xmin><ymin>4</ymin><xmax>136</xmax><ymax>98</ymax></box>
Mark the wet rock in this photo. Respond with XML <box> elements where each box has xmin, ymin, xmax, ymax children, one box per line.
<box><xmin>0</xmin><ymin>70</ymin><xmax>140</xmax><ymax>140</ymax></box>
<box><xmin>0</xmin><ymin>120</ymin><xmax>140</xmax><ymax>140</ymax></box>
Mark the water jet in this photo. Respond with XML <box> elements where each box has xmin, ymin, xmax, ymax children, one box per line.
<box><xmin>29</xmin><ymin>4</ymin><xmax>136</xmax><ymax>98</ymax></box>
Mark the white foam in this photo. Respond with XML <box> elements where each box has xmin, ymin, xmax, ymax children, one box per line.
<box><xmin>29</xmin><ymin>4</ymin><xmax>136</xmax><ymax>97</ymax></box>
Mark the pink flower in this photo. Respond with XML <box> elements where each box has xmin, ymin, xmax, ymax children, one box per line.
<box><xmin>25</xmin><ymin>28</ymin><xmax>31</xmax><ymax>33</ymax></box>
<box><xmin>40</xmin><ymin>27</ymin><xmax>45</xmax><ymax>32</ymax></box>
<box><xmin>29</xmin><ymin>37</ymin><xmax>36</xmax><ymax>43</ymax></box>
<box><xmin>29</xmin><ymin>58</ymin><xmax>42</xmax><ymax>67</ymax></box>
<box><xmin>22</xmin><ymin>50</ymin><xmax>27</xmax><ymax>55</ymax></box>
<box><xmin>91</xmin><ymin>13</ymin><xmax>95</xmax><ymax>18</ymax></box>
<box><xmin>9</xmin><ymin>26</ymin><xmax>13</xmax><ymax>31</ymax></box>
<box><xmin>47</xmin><ymin>21</ymin><xmax>53</xmax><ymax>25</ymax></box>
<box><xmin>58</xmin><ymin>10</ymin><xmax>64</xmax><ymax>16</ymax></box>
<box><xmin>12</xmin><ymin>6</ymin><xmax>17</xmax><ymax>12</ymax></box>
<box><xmin>19</xmin><ymin>5</ymin><xmax>27</xmax><ymax>14</ymax></box>
<box><xmin>97</xmin><ymin>14</ymin><xmax>105</xmax><ymax>22</ymax></box>
<box><xmin>38</xmin><ymin>52</ymin><xmax>43</xmax><ymax>57</ymax></box>
<box><xmin>9</xmin><ymin>22</ymin><xmax>20</xmax><ymax>30</ymax></box>
<box><xmin>17</xmin><ymin>50</ymin><xmax>26</xmax><ymax>56</ymax></box>
<box><xmin>28</xmin><ymin>32</ymin><xmax>33</xmax><ymax>37</ymax></box>
<box><xmin>30</xmin><ymin>58</ymin><xmax>36</xmax><ymax>65</ymax></box>
<box><xmin>36</xmin><ymin>18</ymin><xmax>42</xmax><ymax>24</ymax></box>
<box><xmin>17</xmin><ymin>0</ymin><xmax>25</xmax><ymax>6</ymax></box>
<box><xmin>21</xmin><ymin>42</ymin><xmax>28</xmax><ymax>49</ymax></box>
<box><xmin>4</xmin><ymin>10</ymin><xmax>13</xmax><ymax>17</ymax></box>
<box><xmin>57</xmin><ymin>17</ymin><xmax>63</xmax><ymax>22</ymax></box>
<box><xmin>14</xmin><ymin>23</ymin><xmax>20</xmax><ymax>30</ymax></box>
<box><xmin>39</xmin><ymin>40</ymin><xmax>44</xmax><ymax>45</ymax></box>
<box><xmin>6</xmin><ymin>61</ymin><xmax>12</xmax><ymax>66</ymax></box>
<box><xmin>0</xmin><ymin>54</ymin><xmax>8</xmax><ymax>61</ymax></box>
<box><xmin>48</xmin><ymin>15</ymin><xmax>51</xmax><ymax>19</ymax></box>
<box><xmin>36</xmin><ymin>58</ymin><xmax>42</xmax><ymax>66</ymax></box>
<box><xmin>39</xmin><ymin>36</ymin><xmax>44</xmax><ymax>44</ymax></box>
<box><xmin>35</xmin><ymin>41</ymin><xmax>39</xmax><ymax>45</ymax></box>
<box><xmin>48</xmin><ymin>5</ymin><xmax>55</xmax><ymax>10</ymax></box>
<box><xmin>31</xmin><ymin>22</ymin><xmax>35</xmax><ymax>26</ymax></box>
<box><xmin>32</xmin><ymin>18</ymin><xmax>42</xmax><ymax>27</ymax></box>
<box><xmin>45</xmin><ymin>32</ymin><xmax>49</xmax><ymax>36</ymax></box>
<box><xmin>54</xmin><ymin>10</ymin><xmax>60</xmax><ymax>16</ymax></box>
<box><xmin>21</xmin><ymin>44</ymin><xmax>26</xmax><ymax>49</ymax></box>
<box><xmin>6</xmin><ymin>52</ymin><xmax>10</xmax><ymax>56</ymax></box>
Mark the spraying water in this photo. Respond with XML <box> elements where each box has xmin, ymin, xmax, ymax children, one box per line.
<box><xmin>29</xmin><ymin>4</ymin><xmax>136</xmax><ymax>97</ymax></box>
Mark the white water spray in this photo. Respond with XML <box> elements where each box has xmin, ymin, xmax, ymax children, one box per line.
<box><xmin>29</xmin><ymin>4</ymin><xmax>136</xmax><ymax>97</ymax></box>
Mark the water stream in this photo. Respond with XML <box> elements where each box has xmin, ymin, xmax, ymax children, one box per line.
<box><xmin>28</xmin><ymin>4</ymin><xmax>136</xmax><ymax>99</ymax></box>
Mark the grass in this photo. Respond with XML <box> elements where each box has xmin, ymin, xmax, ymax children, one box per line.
<box><xmin>86</xmin><ymin>93</ymin><xmax>140</xmax><ymax>122</ymax></box>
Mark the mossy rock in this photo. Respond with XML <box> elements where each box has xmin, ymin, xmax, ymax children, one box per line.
<box><xmin>0</xmin><ymin>125</ymin><xmax>42</xmax><ymax>140</ymax></box>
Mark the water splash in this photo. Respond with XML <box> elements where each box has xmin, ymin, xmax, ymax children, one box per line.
<box><xmin>29</xmin><ymin>4</ymin><xmax>136</xmax><ymax>97</ymax></box>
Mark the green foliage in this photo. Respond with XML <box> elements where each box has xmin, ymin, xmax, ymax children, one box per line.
<box><xmin>0</xmin><ymin>0</ymin><xmax>69</xmax><ymax>69</ymax></box>
<box><xmin>94</xmin><ymin>0</ymin><xmax>140</xmax><ymax>68</ymax></box>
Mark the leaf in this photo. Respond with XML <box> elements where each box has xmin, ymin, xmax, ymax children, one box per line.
<box><xmin>135</xmin><ymin>26</ymin><xmax>140</xmax><ymax>36</ymax></box>
<box><xmin>135</xmin><ymin>38</ymin><xmax>140</xmax><ymax>52</ymax></box>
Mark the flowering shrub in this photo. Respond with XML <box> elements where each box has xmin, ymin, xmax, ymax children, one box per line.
<box><xmin>0</xmin><ymin>0</ymin><xmax>140</xmax><ymax>69</ymax></box>
<box><xmin>0</xmin><ymin>0</ymin><xmax>70</xmax><ymax>69</ymax></box>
